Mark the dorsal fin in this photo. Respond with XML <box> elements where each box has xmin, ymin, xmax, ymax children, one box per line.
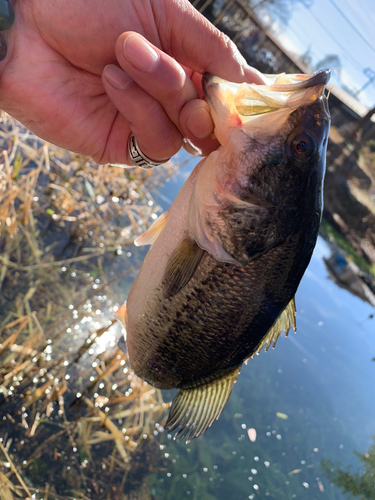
<box><xmin>134</xmin><ymin>210</ymin><xmax>169</xmax><ymax>247</ymax></box>
<box><xmin>162</xmin><ymin>237</ymin><xmax>205</xmax><ymax>299</ymax></box>
<box><xmin>165</xmin><ymin>366</ymin><xmax>241</xmax><ymax>443</ymax></box>
<box><xmin>252</xmin><ymin>297</ymin><xmax>296</xmax><ymax>356</ymax></box>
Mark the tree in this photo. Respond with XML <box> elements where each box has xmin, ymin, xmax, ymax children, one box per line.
<box><xmin>299</xmin><ymin>46</ymin><xmax>313</xmax><ymax>71</ymax></box>
<box><xmin>315</xmin><ymin>54</ymin><xmax>342</xmax><ymax>80</ymax></box>
<box><xmin>321</xmin><ymin>437</ymin><xmax>375</xmax><ymax>499</ymax></box>
<box><xmin>249</xmin><ymin>0</ymin><xmax>314</xmax><ymax>26</ymax></box>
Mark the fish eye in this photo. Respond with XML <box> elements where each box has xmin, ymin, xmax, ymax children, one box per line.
<box><xmin>290</xmin><ymin>133</ymin><xmax>316</xmax><ymax>160</ymax></box>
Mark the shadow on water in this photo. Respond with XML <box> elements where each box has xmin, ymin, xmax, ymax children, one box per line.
<box><xmin>0</xmin><ymin>114</ymin><xmax>375</xmax><ymax>499</ymax></box>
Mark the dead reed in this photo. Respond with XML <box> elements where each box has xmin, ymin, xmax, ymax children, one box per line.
<box><xmin>0</xmin><ymin>111</ymin><xmax>181</xmax><ymax>499</ymax></box>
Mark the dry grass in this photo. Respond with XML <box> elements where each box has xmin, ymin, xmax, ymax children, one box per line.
<box><xmin>0</xmin><ymin>112</ymin><xmax>182</xmax><ymax>499</ymax></box>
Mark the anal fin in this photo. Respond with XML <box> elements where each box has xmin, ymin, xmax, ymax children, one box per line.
<box><xmin>165</xmin><ymin>365</ymin><xmax>241</xmax><ymax>443</ymax></box>
<box><xmin>253</xmin><ymin>297</ymin><xmax>296</xmax><ymax>356</ymax></box>
<box><xmin>134</xmin><ymin>210</ymin><xmax>169</xmax><ymax>247</ymax></box>
<box><xmin>162</xmin><ymin>237</ymin><xmax>205</xmax><ymax>299</ymax></box>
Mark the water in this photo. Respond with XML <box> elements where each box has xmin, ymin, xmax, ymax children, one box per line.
<box><xmin>147</xmin><ymin>233</ymin><xmax>375</xmax><ymax>500</ymax></box>
<box><xmin>129</xmin><ymin>152</ymin><xmax>375</xmax><ymax>499</ymax></box>
<box><xmin>1</xmin><ymin>151</ymin><xmax>374</xmax><ymax>499</ymax></box>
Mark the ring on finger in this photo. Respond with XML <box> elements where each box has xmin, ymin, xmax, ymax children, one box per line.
<box><xmin>128</xmin><ymin>135</ymin><xmax>170</xmax><ymax>169</ymax></box>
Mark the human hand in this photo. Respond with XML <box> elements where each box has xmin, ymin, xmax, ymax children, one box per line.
<box><xmin>101</xmin><ymin>29</ymin><xmax>264</xmax><ymax>164</ymax></box>
<box><xmin>0</xmin><ymin>0</ymin><xmax>263</xmax><ymax>165</ymax></box>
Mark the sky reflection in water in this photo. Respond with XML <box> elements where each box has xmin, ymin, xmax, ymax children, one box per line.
<box><xmin>1</xmin><ymin>151</ymin><xmax>373</xmax><ymax>499</ymax></box>
<box><xmin>148</xmin><ymin>156</ymin><xmax>375</xmax><ymax>500</ymax></box>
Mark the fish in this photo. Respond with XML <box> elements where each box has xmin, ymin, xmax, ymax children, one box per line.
<box><xmin>116</xmin><ymin>68</ymin><xmax>331</xmax><ymax>443</ymax></box>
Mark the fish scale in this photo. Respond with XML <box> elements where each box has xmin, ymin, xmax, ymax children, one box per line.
<box><xmin>129</xmin><ymin>224</ymin><xmax>312</xmax><ymax>387</ymax></box>
<box><xmin>116</xmin><ymin>69</ymin><xmax>331</xmax><ymax>442</ymax></box>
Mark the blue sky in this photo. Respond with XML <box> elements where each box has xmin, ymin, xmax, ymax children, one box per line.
<box><xmin>271</xmin><ymin>0</ymin><xmax>375</xmax><ymax>109</ymax></box>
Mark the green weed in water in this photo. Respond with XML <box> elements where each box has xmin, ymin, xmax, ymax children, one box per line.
<box><xmin>320</xmin><ymin>218</ymin><xmax>375</xmax><ymax>277</ymax></box>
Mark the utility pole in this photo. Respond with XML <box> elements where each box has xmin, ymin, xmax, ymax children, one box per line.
<box><xmin>354</xmin><ymin>67</ymin><xmax>375</xmax><ymax>97</ymax></box>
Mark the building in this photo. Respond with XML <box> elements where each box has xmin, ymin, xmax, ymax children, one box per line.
<box><xmin>191</xmin><ymin>0</ymin><xmax>375</xmax><ymax>141</ymax></box>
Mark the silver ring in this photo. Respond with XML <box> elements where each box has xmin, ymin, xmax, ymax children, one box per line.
<box><xmin>128</xmin><ymin>135</ymin><xmax>170</xmax><ymax>169</ymax></box>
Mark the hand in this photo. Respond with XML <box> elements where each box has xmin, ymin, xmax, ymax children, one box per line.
<box><xmin>0</xmin><ymin>0</ymin><xmax>263</xmax><ymax>164</ymax></box>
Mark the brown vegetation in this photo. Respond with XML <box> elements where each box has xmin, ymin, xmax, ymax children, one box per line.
<box><xmin>324</xmin><ymin>135</ymin><xmax>375</xmax><ymax>269</ymax></box>
<box><xmin>0</xmin><ymin>112</ymin><xmax>182</xmax><ymax>499</ymax></box>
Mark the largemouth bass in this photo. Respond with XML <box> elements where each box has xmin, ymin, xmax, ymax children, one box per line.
<box><xmin>116</xmin><ymin>69</ymin><xmax>331</xmax><ymax>442</ymax></box>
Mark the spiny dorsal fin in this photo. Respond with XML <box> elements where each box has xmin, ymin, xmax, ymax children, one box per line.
<box><xmin>253</xmin><ymin>297</ymin><xmax>296</xmax><ymax>356</ymax></box>
<box><xmin>165</xmin><ymin>366</ymin><xmax>241</xmax><ymax>443</ymax></box>
<box><xmin>134</xmin><ymin>210</ymin><xmax>169</xmax><ymax>247</ymax></box>
<box><xmin>162</xmin><ymin>237</ymin><xmax>205</xmax><ymax>299</ymax></box>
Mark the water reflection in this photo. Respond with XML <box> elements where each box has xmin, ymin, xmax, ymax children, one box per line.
<box><xmin>147</xmin><ymin>238</ymin><xmax>375</xmax><ymax>500</ymax></box>
<box><xmin>321</xmin><ymin>436</ymin><xmax>375</xmax><ymax>499</ymax></box>
<box><xmin>0</xmin><ymin>130</ymin><xmax>374</xmax><ymax>498</ymax></box>
<box><xmin>0</xmin><ymin>120</ymin><xmax>179</xmax><ymax>499</ymax></box>
<box><xmin>324</xmin><ymin>251</ymin><xmax>375</xmax><ymax>307</ymax></box>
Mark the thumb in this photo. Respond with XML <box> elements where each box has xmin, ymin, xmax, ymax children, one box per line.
<box><xmin>156</xmin><ymin>0</ymin><xmax>264</xmax><ymax>84</ymax></box>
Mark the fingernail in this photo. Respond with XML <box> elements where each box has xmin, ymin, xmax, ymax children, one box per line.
<box><xmin>186</xmin><ymin>107</ymin><xmax>214</xmax><ymax>139</ymax></box>
<box><xmin>104</xmin><ymin>65</ymin><xmax>132</xmax><ymax>90</ymax></box>
<box><xmin>123</xmin><ymin>34</ymin><xmax>159</xmax><ymax>72</ymax></box>
<box><xmin>243</xmin><ymin>66</ymin><xmax>266</xmax><ymax>85</ymax></box>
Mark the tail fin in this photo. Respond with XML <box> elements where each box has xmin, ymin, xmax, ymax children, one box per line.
<box><xmin>165</xmin><ymin>366</ymin><xmax>241</xmax><ymax>443</ymax></box>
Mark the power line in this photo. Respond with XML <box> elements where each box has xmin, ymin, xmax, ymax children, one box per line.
<box><xmin>275</xmin><ymin>9</ymin><xmax>368</xmax><ymax>84</ymax></box>
<box><xmin>288</xmin><ymin>18</ymin><xmax>351</xmax><ymax>62</ymax></box>
<box><xmin>354</xmin><ymin>68</ymin><xmax>375</xmax><ymax>96</ymax></box>
<box><xmin>281</xmin><ymin>19</ymin><xmax>365</xmax><ymax>87</ymax></box>
<box><xmin>305</xmin><ymin>7</ymin><xmax>364</xmax><ymax>73</ymax></box>
<box><xmin>326</xmin><ymin>0</ymin><xmax>375</xmax><ymax>55</ymax></box>
<box><xmin>288</xmin><ymin>7</ymin><xmax>375</xmax><ymax>100</ymax></box>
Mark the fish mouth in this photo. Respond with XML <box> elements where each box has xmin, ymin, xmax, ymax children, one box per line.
<box><xmin>290</xmin><ymin>68</ymin><xmax>330</xmax><ymax>88</ymax></box>
<box><xmin>202</xmin><ymin>69</ymin><xmax>331</xmax><ymax>95</ymax></box>
<box><xmin>202</xmin><ymin>69</ymin><xmax>331</xmax><ymax>145</ymax></box>
<box><xmin>263</xmin><ymin>68</ymin><xmax>330</xmax><ymax>91</ymax></box>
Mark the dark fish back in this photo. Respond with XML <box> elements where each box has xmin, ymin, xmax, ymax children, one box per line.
<box><xmin>129</xmin><ymin>217</ymin><xmax>318</xmax><ymax>389</ymax></box>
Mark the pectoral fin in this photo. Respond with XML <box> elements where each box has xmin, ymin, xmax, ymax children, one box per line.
<box><xmin>134</xmin><ymin>210</ymin><xmax>169</xmax><ymax>247</ymax></box>
<box><xmin>115</xmin><ymin>303</ymin><xmax>127</xmax><ymax>353</ymax></box>
<box><xmin>114</xmin><ymin>302</ymin><xmax>127</xmax><ymax>328</ymax></box>
<box><xmin>162</xmin><ymin>237</ymin><xmax>205</xmax><ymax>299</ymax></box>
<box><xmin>165</xmin><ymin>365</ymin><xmax>241</xmax><ymax>443</ymax></box>
<box><xmin>252</xmin><ymin>298</ymin><xmax>296</xmax><ymax>356</ymax></box>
